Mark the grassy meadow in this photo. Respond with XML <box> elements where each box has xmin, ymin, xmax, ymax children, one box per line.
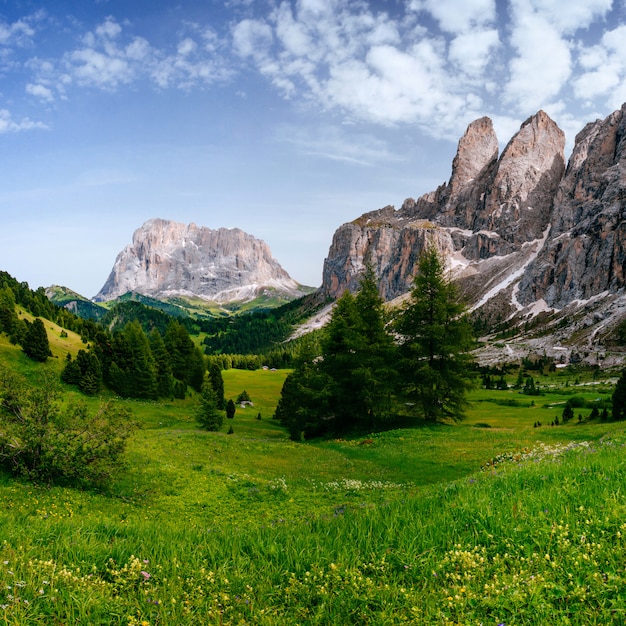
<box><xmin>1</xmin><ymin>332</ymin><xmax>626</xmax><ymax>623</ymax></box>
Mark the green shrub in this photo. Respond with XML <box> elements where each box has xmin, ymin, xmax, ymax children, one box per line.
<box><xmin>0</xmin><ymin>369</ymin><xmax>134</xmax><ymax>487</ymax></box>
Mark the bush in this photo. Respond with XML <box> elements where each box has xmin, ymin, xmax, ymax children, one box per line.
<box><xmin>0</xmin><ymin>369</ymin><xmax>135</xmax><ymax>487</ymax></box>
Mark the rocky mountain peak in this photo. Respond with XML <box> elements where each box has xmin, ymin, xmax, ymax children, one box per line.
<box><xmin>448</xmin><ymin>116</ymin><xmax>498</xmax><ymax>198</ymax></box>
<box><xmin>318</xmin><ymin>104</ymin><xmax>626</xmax><ymax>365</ymax></box>
<box><xmin>94</xmin><ymin>218</ymin><xmax>307</xmax><ymax>304</ymax></box>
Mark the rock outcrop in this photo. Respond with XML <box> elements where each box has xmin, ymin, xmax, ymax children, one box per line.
<box><xmin>320</xmin><ymin>104</ymin><xmax>626</xmax><ymax>362</ymax></box>
<box><xmin>518</xmin><ymin>104</ymin><xmax>626</xmax><ymax>308</ymax></box>
<box><xmin>321</xmin><ymin>110</ymin><xmax>566</xmax><ymax>303</ymax></box>
<box><xmin>95</xmin><ymin>219</ymin><xmax>307</xmax><ymax>303</ymax></box>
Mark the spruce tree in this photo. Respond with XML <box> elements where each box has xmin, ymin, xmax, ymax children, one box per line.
<box><xmin>394</xmin><ymin>246</ymin><xmax>474</xmax><ymax>422</ymax></box>
<box><xmin>22</xmin><ymin>318</ymin><xmax>51</xmax><ymax>362</ymax></box>
<box><xmin>208</xmin><ymin>362</ymin><xmax>225</xmax><ymax>409</ymax></box>
<box><xmin>612</xmin><ymin>368</ymin><xmax>626</xmax><ymax>421</ymax></box>
<box><xmin>196</xmin><ymin>381</ymin><xmax>223</xmax><ymax>431</ymax></box>
<box><xmin>150</xmin><ymin>329</ymin><xmax>174</xmax><ymax>399</ymax></box>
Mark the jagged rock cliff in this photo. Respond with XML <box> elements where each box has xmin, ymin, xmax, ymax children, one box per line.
<box><xmin>518</xmin><ymin>104</ymin><xmax>626</xmax><ymax>308</ymax></box>
<box><xmin>322</xmin><ymin>109</ymin><xmax>566</xmax><ymax>304</ymax></box>
<box><xmin>95</xmin><ymin>219</ymin><xmax>307</xmax><ymax>303</ymax></box>
<box><xmin>320</xmin><ymin>104</ymin><xmax>626</xmax><ymax>363</ymax></box>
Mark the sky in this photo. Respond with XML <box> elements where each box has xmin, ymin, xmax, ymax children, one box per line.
<box><xmin>0</xmin><ymin>0</ymin><xmax>625</xmax><ymax>298</ymax></box>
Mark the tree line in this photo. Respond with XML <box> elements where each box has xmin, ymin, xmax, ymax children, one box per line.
<box><xmin>275</xmin><ymin>247</ymin><xmax>476</xmax><ymax>439</ymax></box>
<box><xmin>62</xmin><ymin>320</ymin><xmax>207</xmax><ymax>400</ymax></box>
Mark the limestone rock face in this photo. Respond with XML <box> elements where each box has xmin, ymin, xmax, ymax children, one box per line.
<box><xmin>321</xmin><ymin>110</ymin><xmax>566</xmax><ymax>301</ymax></box>
<box><xmin>321</xmin><ymin>211</ymin><xmax>454</xmax><ymax>301</ymax></box>
<box><xmin>95</xmin><ymin>219</ymin><xmax>305</xmax><ymax>303</ymax></box>
<box><xmin>518</xmin><ymin>103</ymin><xmax>626</xmax><ymax>308</ymax></box>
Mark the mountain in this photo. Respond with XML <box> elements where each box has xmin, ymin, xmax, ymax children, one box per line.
<box><xmin>94</xmin><ymin>219</ymin><xmax>312</xmax><ymax>306</ymax></box>
<box><xmin>45</xmin><ymin>285</ymin><xmax>107</xmax><ymax>320</ymax></box>
<box><xmin>320</xmin><ymin>104</ymin><xmax>626</xmax><ymax>365</ymax></box>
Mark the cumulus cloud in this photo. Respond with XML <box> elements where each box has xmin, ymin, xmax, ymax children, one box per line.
<box><xmin>5</xmin><ymin>1</ymin><xmax>626</xmax><ymax>150</ymax></box>
<box><xmin>573</xmin><ymin>24</ymin><xmax>626</xmax><ymax>103</ymax></box>
<box><xmin>410</xmin><ymin>0</ymin><xmax>496</xmax><ymax>34</ymax></box>
<box><xmin>504</xmin><ymin>8</ymin><xmax>572</xmax><ymax>111</ymax></box>
<box><xmin>62</xmin><ymin>18</ymin><xmax>233</xmax><ymax>91</ymax></box>
<box><xmin>0</xmin><ymin>109</ymin><xmax>47</xmax><ymax>133</ymax></box>
<box><xmin>25</xmin><ymin>82</ymin><xmax>54</xmax><ymax>101</ymax></box>
<box><xmin>0</xmin><ymin>16</ymin><xmax>37</xmax><ymax>46</ymax></box>
<box><xmin>229</xmin><ymin>0</ymin><xmax>496</xmax><ymax>139</ymax></box>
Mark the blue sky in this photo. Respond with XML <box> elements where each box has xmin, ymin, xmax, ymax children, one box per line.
<box><xmin>0</xmin><ymin>0</ymin><xmax>625</xmax><ymax>297</ymax></box>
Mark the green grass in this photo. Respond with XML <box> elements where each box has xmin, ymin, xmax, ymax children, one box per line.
<box><xmin>2</xmin><ymin>345</ymin><xmax>626</xmax><ymax>623</ymax></box>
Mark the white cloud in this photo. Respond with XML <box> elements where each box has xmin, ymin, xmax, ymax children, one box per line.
<box><xmin>0</xmin><ymin>16</ymin><xmax>37</xmax><ymax>46</ymax></box>
<box><xmin>512</xmin><ymin>0</ymin><xmax>612</xmax><ymax>34</ymax></box>
<box><xmin>95</xmin><ymin>17</ymin><xmax>122</xmax><ymax>39</ymax></box>
<box><xmin>178</xmin><ymin>38</ymin><xmax>197</xmax><ymax>56</ymax></box>
<box><xmin>410</xmin><ymin>0</ymin><xmax>496</xmax><ymax>34</ymax></box>
<box><xmin>61</xmin><ymin>18</ymin><xmax>232</xmax><ymax>91</ymax></box>
<box><xmin>69</xmin><ymin>48</ymin><xmax>132</xmax><ymax>89</ymax></box>
<box><xmin>25</xmin><ymin>82</ymin><xmax>54</xmax><ymax>101</ymax></box>
<box><xmin>573</xmin><ymin>25</ymin><xmax>626</xmax><ymax>101</ymax></box>
<box><xmin>504</xmin><ymin>10</ymin><xmax>572</xmax><ymax>111</ymax></box>
<box><xmin>232</xmin><ymin>19</ymin><xmax>273</xmax><ymax>60</ymax></box>
<box><xmin>0</xmin><ymin>109</ymin><xmax>47</xmax><ymax>133</ymax></box>
<box><xmin>448</xmin><ymin>28</ymin><xmax>500</xmax><ymax>76</ymax></box>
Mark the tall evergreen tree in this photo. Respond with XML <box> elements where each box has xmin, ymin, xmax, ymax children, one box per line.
<box><xmin>149</xmin><ymin>329</ymin><xmax>174</xmax><ymax>399</ymax></box>
<box><xmin>164</xmin><ymin>321</ymin><xmax>205</xmax><ymax>391</ymax></box>
<box><xmin>196</xmin><ymin>381</ymin><xmax>223</xmax><ymax>431</ymax></box>
<box><xmin>319</xmin><ymin>266</ymin><xmax>397</xmax><ymax>430</ymax></box>
<box><xmin>22</xmin><ymin>318</ymin><xmax>51</xmax><ymax>362</ymax></box>
<box><xmin>395</xmin><ymin>246</ymin><xmax>475</xmax><ymax>422</ymax></box>
<box><xmin>612</xmin><ymin>368</ymin><xmax>626</xmax><ymax>421</ymax></box>
<box><xmin>75</xmin><ymin>349</ymin><xmax>102</xmax><ymax>396</ymax></box>
<box><xmin>274</xmin><ymin>360</ymin><xmax>332</xmax><ymax>440</ymax></box>
<box><xmin>208</xmin><ymin>362</ymin><xmax>225</xmax><ymax>409</ymax></box>
<box><xmin>108</xmin><ymin>322</ymin><xmax>157</xmax><ymax>399</ymax></box>
<box><xmin>0</xmin><ymin>286</ymin><xmax>17</xmax><ymax>335</ymax></box>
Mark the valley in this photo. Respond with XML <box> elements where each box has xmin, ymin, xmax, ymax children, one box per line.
<box><xmin>1</xmin><ymin>313</ymin><xmax>625</xmax><ymax>623</ymax></box>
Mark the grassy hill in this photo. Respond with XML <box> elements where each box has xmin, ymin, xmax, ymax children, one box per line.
<box><xmin>1</xmin><ymin>319</ymin><xmax>626</xmax><ymax>623</ymax></box>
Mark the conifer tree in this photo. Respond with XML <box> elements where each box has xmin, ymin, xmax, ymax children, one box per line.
<box><xmin>22</xmin><ymin>318</ymin><xmax>51</xmax><ymax>362</ymax></box>
<box><xmin>394</xmin><ymin>246</ymin><xmax>474</xmax><ymax>422</ymax></box>
<box><xmin>208</xmin><ymin>362</ymin><xmax>225</xmax><ymax>409</ymax></box>
<box><xmin>149</xmin><ymin>329</ymin><xmax>174</xmax><ymax>399</ymax></box>
<box><xmin>612</xmin><ymin>368</ymin><xmax>626</xmax><ymax>421</ymax></box>
<box><xmin>196</xmin><ymin>381</ymin><xmax>223</xmax><ymax>431</ymax></box>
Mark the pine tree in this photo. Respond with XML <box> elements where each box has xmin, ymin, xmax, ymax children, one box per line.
<box><xmin>165</xmin><ymin>321</ymin><xmax>205</xmax><ymax>391</ymax></box>
<box><xmin>318</xmin><ymin>267</ymin><xmax>398</xmax><ymax>432</ymax></box>
<box><xmin>612</xmin><ymin>368</ymin><xmax>626</xmax><ymax>421</ymax></box>
<box><xmin>208</xmin><ymin>362</ymin><xmax>225</xmax><ymax>409</ymax></box>
<box><xmin>22</xmin><ymin>318</ymin><xmax>51</xmax><ymax>362</ymax></box>
<box><xmin>394</xmin><ymin>246</ymin><xmax>475</xmax><ymax>422</ymax></box>
<box><xmin>76</xmin><ymin>349</ymin><xmax>102</xmax><ymax>396</ymax></box>
<box><xmin>226</xmin><ymin>399</ymin><xmax>236</xmax><ymax>420</ymax></box>
<box><xmin>196</xmin><ymin>381</ymin><xmax>223</xmax><ymax>431</ymax></box>
<box><xmin>108</xmin><ymin>322</ymin><xmax>157</xmax><ymax>399</ymax></box>
<box><xmin>149</xmin><ymin>329</ymin><xmax>174</xmax><ymax>399</ymax></box>
<box><xmin>562</xmin><ymin>401</ymin><xmax>574</xmax><ymax>423</ymax></box>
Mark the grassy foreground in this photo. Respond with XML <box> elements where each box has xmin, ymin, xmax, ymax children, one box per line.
<box><xmin>1</xmin><ymin>359</ymin><xmax>626</xmax><ymax>623</ymax></box>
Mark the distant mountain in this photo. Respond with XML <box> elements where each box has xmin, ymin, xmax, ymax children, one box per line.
<box><xmin>94</xmin><ymin>219</ymin><xmax>314</xmax><ymax>306</ymax></box>
<box><xmin>319</xmin><ymin>104</ymin><xmax>626</xmax><ymax>366</ymax></box>
<box><xmin>45</xmin><ymin>285</ymin><xmax>107</xmax><ymax>320</ymax></box>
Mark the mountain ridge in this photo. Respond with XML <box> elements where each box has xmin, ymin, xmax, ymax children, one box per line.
<box><xmin>319</xmin><ymin>104</ymin><xmax>626</xmax><ymax>365</ymax></box>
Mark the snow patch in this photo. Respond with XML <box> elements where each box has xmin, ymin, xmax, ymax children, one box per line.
<box><xmin>470</xmin><ymin>226</ymin><xmax>551</xmax><ymax>313</ymax></box>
